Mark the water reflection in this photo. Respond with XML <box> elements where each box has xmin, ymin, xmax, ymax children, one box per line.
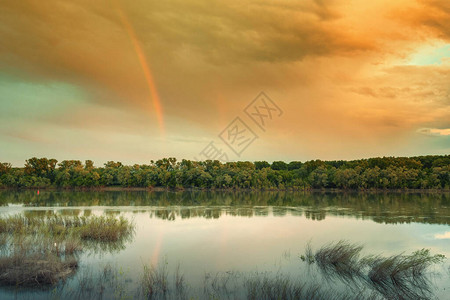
<box><xmin>435</xmin><ymin>232</ymin><xmax>450</xmax><ymax>239</ymax></box>
<box><xmin>0</xmin><ymin>190</ymin><xmax>449</xmax><ymax>225</ymax></box>
<box><xmin>0</xmin><ymin>191</ymin><xmax>448</xmax><ymax>299</ymax></box>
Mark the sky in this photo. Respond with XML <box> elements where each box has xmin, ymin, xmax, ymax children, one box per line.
<box><xmin>0</xmin><ymin>0</ymin><xmax>449</xmax><ymax>166</ymax></box>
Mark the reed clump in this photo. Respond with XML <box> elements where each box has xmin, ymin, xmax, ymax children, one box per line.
<box><xmin>303</xmin><ymin>241</ymin><xmax>446</xmax><ymax>299</ymax></box>
<box><xmin>0</xmin><ymin>213</ymin><xmax>135</xmax><ymax>287</ymax></box>
<box><xmin>367</xmin><ymin>249</ymin><xmax>445</xmax><ymax>282</ymax></box>
<box><xmin>0</xmin><ymin>214</ymin><xmax>134</xmax><ymax>242</ymax></box>
<box><xmin>0</xmin><ymin>255</ymin><xmax>77</xmax><ymax>287</ymax></box>
<box><xmin>315</xmin><ymin>241</ymin><xmax>363</xmax><ymax>274</ymax></box>
<box><xmin>0</xmin><ymin>242</ymin><xmax>78</xmax><ymax>287</ymax></box>
<box><xmin>141</xmin><ymin>263</ymin><xmax>170</xmax><ymax>299</ymax></box>
<box><xmin>78</xmin><ymin>216</ymin><xmax>133</xmax><ymax>242</ymax></box>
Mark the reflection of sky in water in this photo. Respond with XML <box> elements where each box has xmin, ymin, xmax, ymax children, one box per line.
<box><xmin>1</xmin><ymin>204</ymin><xmax>449</xmax><ymax>299</ymax></box>
<box><xmin>435</xmin><ymin>231</ymin><xmax>450</xmax><ymax>239</ymax></box>
<box><xmin>80</xmin><ymin>209</ymin><xmax>450</xmax><ymax>294</ymax></box>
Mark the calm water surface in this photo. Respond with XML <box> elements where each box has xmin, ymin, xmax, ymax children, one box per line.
<box><xmin>0</xmin><ymin>190</ymin><xmax>449</xmax><ymax>299</ymax></box>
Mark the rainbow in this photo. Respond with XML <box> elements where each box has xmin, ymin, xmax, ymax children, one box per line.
<box><xmin>113</xmin><ymin>1</ymin><xmax>165</xmax><ymax>135</ymax></box>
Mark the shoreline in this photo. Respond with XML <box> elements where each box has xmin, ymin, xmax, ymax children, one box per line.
<box><xmin>0</xmin><ymin>186</ymin><xmax>449</xmax><ymax>193</ymax></box>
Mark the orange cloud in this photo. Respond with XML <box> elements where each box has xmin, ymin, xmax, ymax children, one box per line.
<box><xmin>0</xmin><ymin>0</ymin><xmax>449</xmax><ymax>162</ymax></box>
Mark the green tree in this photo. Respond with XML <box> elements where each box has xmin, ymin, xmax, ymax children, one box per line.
<box><xmin>271</xmin><ymin>161</ymin><xmax>288</xmax><ymax>170</ymax></box>
<box><xmin>255</xmin><ymin>161</ymin><xmax>270</xmax><ymax>170</ymax></box>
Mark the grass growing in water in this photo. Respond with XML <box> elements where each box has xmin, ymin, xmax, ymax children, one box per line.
<box><xmin>1</xmin><ymin>248</ymin><xmax>446</xmax><ymax>299</ymax></box>
<box><xmin>0</xmin><ymin>213</ymin><xmax>135</xmax><ymax>287</ymax></box>
<box><xmin>314</xmin><ymin>240</ymin><xmax>364</xmax><ymax>282</ymax></box>
<box><xmin>299</xmin><ymin>241</ymin><xmax>315</xmax><ymax>264</ymax></box>
<box><xmin>367</xmin><ymin>249</ymin><xmax>445</xmax><ymax>282</ymax></box>
<box><xmin>0</xmin><ymin>214</ymin><xmax>134</xmax><ymax>243</ymax></box>
<box><xmin>141</xmin><ymin>262</ymin><xmax>169</xmax><ymax>299</ymax></box>
<box><xmin>78</xmin><ymin>216</ymin><xmax>132</xmax><ymax>242</ymax></box>
<box><xmin>0</xmin><ymin>251</ymin><xmax>77</xmax><ymax>287</ymax></box>
<box><xmin>303</xmin><ymin>241</ymin><xmax>446</xmax><ymax>299</ymax></box>
<box><xmin>365</xmin><ymin>249</ymin><xmax>446</xmax><ymax>299</ymax></box>
<box><xmin>140</xmin><ymin>263</ymin><xmax>376</xmax><ymax>300</ymax></box>
<box><xmin>245</xmin><ymin>271</ymin><xmax>378</xmax><ymax>300</ymax></box>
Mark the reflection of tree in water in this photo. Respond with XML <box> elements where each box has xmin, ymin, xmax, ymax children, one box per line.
<box><xmin>253</xmin><ymin>207</ymin><xmax>270</xmax><ymax>216</ymax></box>
<box><xmin>59</xmin><ymin>209</ymin><xmax>81</xmax><ymax>216</ymax></box>
<box><xmin>205</xmin><ymin>209</ymin><xmax>221</xmax><ymax>219</ymax></box>
<box><xmin>304</xmin><ymin>210</ymin><xmax>327</xmax><ymax>221</ymax></box>
<box><xmin>1</xmin><ymin>190</ymin><xmax>449</xmax><ymax>224</ymax></box>
<box><xmin>227</xmin><ymin>208</ymin><xmax>254</xmax><ymax>217</ymax></box>
<box><xmin>104</xmin><ymin>210</ymin><xmax>121</xmax><ymax>216</ymax></box>
<box><xmin>23</xmin><ymin>209</ymin><xmax>54</xmax><ymax>218</ymax></box>
<box><xmin>272</xmin><ymin>207</ymin><xmax>287</xmax><ymax>217</ymax></box>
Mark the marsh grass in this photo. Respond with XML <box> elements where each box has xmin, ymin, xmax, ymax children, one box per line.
<box><xmin>0</xmin><ymin>246</ymin><xmax>78</xmax><ymax>287</ymax></box>
<box><xmin>52</xmin><ymin>263</ymin><xmax>133</xmax><ymax>300</ymax></box>
<box><xmin>314</xmin><ymin>241</ymin><xmax>364</xmax><ymax>283</ymax></box>
<box><xmin>0</xmin><ymin>254</ymin><xmax>77</xmax><ymax>287</ymax></box>
<box><xmin>140</xmin><ymin>263</ymin><xmax>378</xmax><ymax>300</ymax></box>
<box><xmin>300</xmin><ymin>241</ymin><xmax>315</xmax><ymax>264</ymax></box>
<box><xmin>0</xmin><ymin>213</ymin><xmax>135</xmax><ymax>288</ymax></box>
<box><xmin>245</xmin><ymin>271</ymin><xmax>377</xmax><ymax>300</ymax></box>
<box><xmin>0</xmin><ymin>214</ymin><xmax>134</xmax><ymax>243</ymax></box>
<box><xmin>245</xmin><ymin>271</ymin><xmax>306</xmax><ymax>300</ymax></box>
<box><xmin>140</xmin><ymin>260</ymin><xmax>191</xmax><ymax>300</ymax></box>
<box><xmin>2</xmin><ymin>252</ymin><xmax>444</xmax><ymax>300</ymax></box>
<box><xmin>174</xmin><ymin>263</ymin><xmax>187</xmax><ymax>300</ymax></box>
<box><xmin>304</xmin><ymin>241</ymin><xmax>446</xmax><ymax>299</ymax></box>
<box><xmin>78</xmin><ymin>216</ymin><xmax>132</xmax><ymax>242</ymax></box>
<box><xmin>364</xmin><ymin>249</ymin><xmax>445</xmax><ymax>299</ymax></box>
<box><xmin>203</xmin><ymin>270</ymin><xmax>242</xmax><ymax>299</ymax></box>
<box><xmin>141</xmin><ymin>262</ymin><xmax>169</xmax><ymax>299</ymax></box>
<box><xmin>367</xmin><ymin>249</ymin><xmax>445</xmax><ymax>281</ymax></box>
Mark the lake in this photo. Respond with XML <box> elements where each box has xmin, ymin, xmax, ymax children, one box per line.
<box><xmin>0</xmin><ymin>190</ymin><xmax>449</xmax><ymax>299</ymax></box>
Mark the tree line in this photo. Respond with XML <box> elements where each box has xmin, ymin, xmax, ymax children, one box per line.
<box><xmin>0</xmin><ymin>155</ymin><xmax>448</xmax><ymax>189</ymax></box>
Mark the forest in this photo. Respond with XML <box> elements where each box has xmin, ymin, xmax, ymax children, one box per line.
<box><xmin>0</xmin><ymin>155</ymin><xmax>449</xmax><ymax>190</ymax></box>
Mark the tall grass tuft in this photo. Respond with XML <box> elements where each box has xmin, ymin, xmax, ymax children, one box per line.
<box><xmin>303</xmin><ymin>241</ymin><xmax>446</xmax><ymax>300</ymax></box>
<box><xmin>78</xmin><ymin>216</ymin><xmax>133</xmax><ymax>242</ymax></box>
<box><xmin>365</xmin><ymin>249</ymin><xmax>446</xmax><ymax>299</ymax></box>
<box><xmin>314</xmin><ymin>240</ymin><xmax>364</xmax><ymax>283</ymax></box>
<box><xmin>141</xmin><ymin>262</ymin><xmax>169</xmax><ymax>299</ymax></box>
<box><xmin>0</xmin><ymin>249</ymin><xmax>77</xmax><ymax>286</ymax></box>
<box><xmin>0</xmin><ymin>213</ymin><xmax>134</xmax><ymax>243</ymax></box>
<box><xmin>300</xmin><ymin>241</ymin><xmax>315</xmax><ymax>264</ymax></box>
<box><xmin>0</xmin><ymin>213</ymin><xmax>135</xmax><ymax>288</ymax></box>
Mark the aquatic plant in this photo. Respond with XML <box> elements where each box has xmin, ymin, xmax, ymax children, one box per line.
<box><xmin>78</xmin><ymin>216</ymin><xmax>133</xmax><ymax>242</ymax></box>
<box><xmin>365</xmin><ymin>249</ymin><xmax>446</xmax><ymax>299</ymax></box>
<box><xmin>300</xmin><ymin>241</ymin><xmax>315</xmax><ymax>264</ymax></box>
<box><xmin>314</xmin><ymin>240</ymin><xmax>365</xmax><ymax>283</ymax></box>
<box><xmin>0</xmin><ymin>237</ymin><xmax>78</xmax><ymax>287</ymax></box>
<box><xmin>0</xmin><ymin>213</ymin><xmax>135</xmax><ymax>288</ymax></box>
<box><xmin>303</xmin><ymin>241</ymin><xmax>447</xmax><ymax>299</ymax></box>
<box><xmin>0</xmin><ymin>213</ymin><xmax>134</xmax><ymax>243</ymax></box>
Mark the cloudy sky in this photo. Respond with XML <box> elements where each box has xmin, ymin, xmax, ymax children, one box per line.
<box><xmin>0</xmin><ymin>0</ymin><xmax>449</xmax><ymax>166</ymax></box>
